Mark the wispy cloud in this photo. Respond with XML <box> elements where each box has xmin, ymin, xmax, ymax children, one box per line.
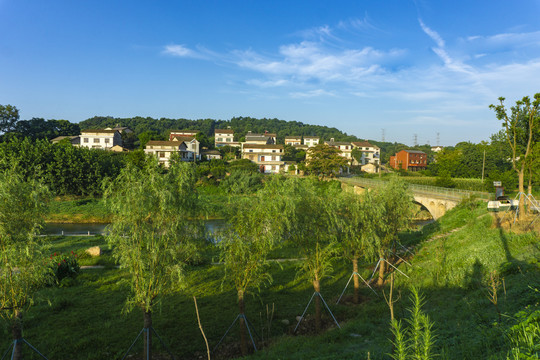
<box><xmin>290</xmin><ymin>89</ymin><xmax>335</xmax><ymax>98</ymax></box>
<box><xmin>163</xmin><ymin>44</ymin><xmax>196</xmax><ymax>57</ymax></box>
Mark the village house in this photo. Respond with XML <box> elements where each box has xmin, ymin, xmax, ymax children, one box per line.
<box><xmin>284</xmin><ymin>136</ymin><xmax>302</xmax><ymax>146</ymax></box>
<box><xmin>214</xmin><ymin>129</ymin><xmax>240</xmax><ymax>147</ymax></box>
<box><xmin>201</xmin><ymin>149</ymin><xmax>222</xmax><ymax>160</ymax></box>
<box><xmin>324</xmin><ymin>138</ymin><xmax>353</xmax><ymax>162</ymax></box>
<box><xmin>144</xmin><ymin>140</ymin><xmax>195</xmax><ymax>167</ymax></box>
<box><xmin>303</xmin><ymin>136</ymin><xmax>320</xmax><ymax>147</ymax></box>
<box><xmin>51</xmin><ymin>135</ymin><xmax>81</xmax><ymax>146</ymax></box>
<box><xmin>168</xmin><ymin>131</ymin><xmax>201</xmax><ymax>160</ymax></box>
<box><xmin>244</xmin><ymin>131</ymin><xmax>276</xmax><ymax>145</ymax></box>
<box><xmin>79</xmin><ymin>129</ymin><xmax>122</xmax><ymax>150</ymax></box>
<box><xmin>389</xmin><ymin>150</ymin><xmax>427</xmax><ymax>171</ymax></box>
<box><xmin>241</xmin><ymin>144</ymin><xmax>284</xmax><ymax>173</ymax></box>
<box><xmin>351</xmin><ymin>141</ymin><xmax>380</xmax><ymax>172</ymax></box>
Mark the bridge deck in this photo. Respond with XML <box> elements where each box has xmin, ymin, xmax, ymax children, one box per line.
<box><xmin>340</xmin><ymin>177</ymin><xmax>491</xmax><ymax>201</ymax></box>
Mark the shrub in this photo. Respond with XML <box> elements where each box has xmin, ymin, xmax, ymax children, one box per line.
<box><xmin>48</xmin><ymin>252</ymin><xmax>80</xmax><ymax>285</ymax></box>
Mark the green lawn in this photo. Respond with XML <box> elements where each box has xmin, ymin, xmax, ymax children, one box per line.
<box><xmin>2</xmin><ymin>204</ymin><xmax>539</xmax><ymax>359</ymax></box>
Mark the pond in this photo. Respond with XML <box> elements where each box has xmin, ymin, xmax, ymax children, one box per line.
<box><xmin>42</xmin><ymin>219</ymin><xmax>227</xmax><ymax>236</ymax></box>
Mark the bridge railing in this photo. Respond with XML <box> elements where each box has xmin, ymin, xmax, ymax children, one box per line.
<box><xmin>340</xmin><ymin>177</ymin><xmax>492</xmax><ymax>201</ymax></box>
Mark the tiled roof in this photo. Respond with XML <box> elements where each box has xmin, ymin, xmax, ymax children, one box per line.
<box><xmin>214</xmin><ymin>129</ymin><xmax>234</xmax><ymax>134</ymax></box>
<box><xmin>171</xmin><ymin>135</ymin><xmax>195</xmax><ymax>142</ymax></box>
<box><xmin>242</xmin><ymin>144</ymin><xmax>284</xmax><ymax>149</ymax></box>
<box><xmin>81</xmin><ymin>129</ymin><xmax>118</xmax><ymax>134</ymax></box>
<box><xmin>146</xmin><ymin>141</ymin><xmax>185</xmax><ymax>147</ymax></box>
<box><xmin>325</xmin><ymin>141</ymin><xmax>352</xmax><ymax>146</ymax></box>
<box><xmin>403</xmin><ymin>150</ymin><xmax>426</xmax><ymax>154</ymax></box>
<box><xmin>352</xmin><ymin>141</ymin><xmax>379</xmax><ymax>149</ymax></box>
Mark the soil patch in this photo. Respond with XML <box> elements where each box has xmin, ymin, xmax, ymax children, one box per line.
<box><xmin>491</xmin><ymin>212</ymin><xmax>540</xmax><ymax>233</ymax></box>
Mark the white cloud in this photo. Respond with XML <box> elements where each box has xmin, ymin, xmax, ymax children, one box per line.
<box><xmin>290</xmin><ymin>89</ymin><xmax>335</xmax><ymax>98</ymax></box>
<box><xmin>163</xmin><ymin>44</ymin><xmax>197</xmax><ymax>58</ymax></box>
<box><xmin>418</xmin><ymin>19</ymin><xmax>445</xmax><ymax>48</ymax></box>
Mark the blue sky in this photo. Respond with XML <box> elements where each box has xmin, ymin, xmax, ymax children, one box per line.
<box><xmin>1</xmin><ymin>0</ymin><xmax>539</xmax><ymax>146</ymax></box>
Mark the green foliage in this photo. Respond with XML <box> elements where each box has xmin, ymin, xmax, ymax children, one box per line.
<box><xmin>506</xmin><ymin>301</ymin><xmax>540</xmax><ymax>359</ymax></box>
<box><xmin>104</xmin><ymin>159</ymin><xmax>204</xmax><ymax>313</ymax></box>
<box><xmin>221</xmin><ymin>169</ymin><xmax>263</xmax><ymax>194</ymax></box>
<box><xmin>389</xmin><ymin>287</ymin><xmax>437</xmax><ymax>360</ymax></box>
<box><xmin>48</xmin><ymin>252</ymin><xmax>80</xmax><ymax>286</ymax></box>
<box><xmin>435</xmin><ymin>169</ymin><xmax>456</xmax><ymax>188</ymax></box>
<box><xmin>0</xmin><ymin>167</ymin><xmax>51</xmax><ymax>322</ymax></box>
<box><xmin>0</xmin><ymin>138</ymin><xmax>127</xmax><ymax>196</ymax></box>
<box><xmin>305</xmin><ymin>144</ymin><xmax>348</xmax><ymax>177</ymax></box>
<box><xmin>0</xmin><ymin>104</ymin><xmax>20</xmax><ymax>133</ymax></box>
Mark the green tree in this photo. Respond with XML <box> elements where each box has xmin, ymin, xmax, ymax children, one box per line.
<box><xmin>306</xmin><ymin>144</ymin><xmax>348</xmax><ymax>177</ymax></box>
<box><xmin>490</xmin><ymin>93</ymin><xmax>539</xmax><ymax>217</ymax></box>
<box><xmin>0</xmin><ymin>167</ymin><xmax>50</xmax><ymax>360</ymax></box>
<box><xmin>219</xmin><ymin>180</ymin><xmax>286</xmax><ymax>356</ymax></box>
<box><xmin>279</xmin><ymin>178</ymin><xmax>340</xmax><ymax>331</ymax></box>
<box><xmin>0</xmin><ymin>105</ymin><xmax>19</xmax><ymax>133</ymax></box>
<box><xmin>373</xmin><ymin>177</ymin><xmax>415</xmax><ymax>286</ymax></box>
<box><xmin>334</xmin><ymin>190</ymin><xmax>382</xmax><ymax>303</ymax></box>
<box><xmin>104</xmin><ymin>160</ymin><xmax>202</xmax><ymax>359</ymax></box>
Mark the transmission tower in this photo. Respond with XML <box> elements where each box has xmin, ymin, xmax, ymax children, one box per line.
<box><xmin>436</xmin><ymin>132</ymin><xmax>440</xmax><ymax>146</ymax></box>
<box><xmin>381</xmin><ymin>129</ymin><xmax>386</xmax><ymax>142</ymax></box>
<box><xmin>413</xmin><ymin>134</ymin><xmax>418</xmax><ymax>147</ymax></box>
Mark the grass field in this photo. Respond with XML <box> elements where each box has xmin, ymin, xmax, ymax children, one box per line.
<box><xmin>3</xmin><ymin>203</ymin><xmax>539</xmax><ymax>359</ymax></box>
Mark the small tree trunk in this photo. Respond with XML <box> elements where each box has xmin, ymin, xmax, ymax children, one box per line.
<box><xmin>377</xmin><ymin>257</ymin><xmax>386</xmax><ymax>286</ymax></box>
<box><xmin>528</xmin><ymin>167</ymin><xmax>532</xmax><ymax>196</ymax></box>
<box><xmin>313</xmin><ymin>278</ymin><xmax>321</xmax><ymax>332</ymax></box>
<box><xmin>389</xmin><ymin>272</ymin><xmax>395</xmax><ymax>321</ymax></box>
<box><xmin>518</xmin><ymin>167</ymin><xmax>525</xmax><ymax>218</ymax></box>
<box><xmin>238</xmin><ymin>290</ymin><xmax>248</xmax><ymax>357</ymax></box>
<box><xmin>352</xmin><ymin>258</ymin><xmax>360</xmax><ymax>304</ymax></box>
<box><xmin>11</xmin><ymin>310</ymin><xmax>23</xmax><ymax>360</ymax></box>
<box><xmin>143</xmin><ymin>310</ymin><xmax>152</xmax><ymax>360</ymax></box>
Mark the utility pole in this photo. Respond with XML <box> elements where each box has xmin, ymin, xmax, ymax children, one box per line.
<box><xmin>481</xmin><ymin>149</ymin><xmax>486</xmax><ymax>181</ymax></box>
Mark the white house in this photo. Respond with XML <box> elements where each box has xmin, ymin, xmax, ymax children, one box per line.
<box><xmin>214</xmin><ymin>129</ymin><xmax>240</xmax><ymax>147</ymax></box>
<box><xmin>324</xmin><ymin>139</ymin><xmax>353</xmax><ymax>161</ymax></box>
<box><xmin>169</xmin><ymin>135</ymin><xmax>201</xmax><ymax>160</ymax></box>
<box><xmin>144</xmin><ymin>140</ymin><xmax>194</xmax><ymax>167</ymax></box>
<box><xmin>244</xmin><ymin>131</ymin><xmax>276</xmax><ymax>145</ymax></box>
<box><xmin>285</xmin><ymin>136</ymin><xmax>302</xmax><ymax>146</ymax></box>
<box><xmin>169</xmin><ymin>130</ymin><xmax>199</xmax><ymax>139</ymax></box>
<box><xmin>241</xmin><ymin>144</ymin><xmax>284</xmax><ymax>173</ymax></box>
<box><xmin>80</xmin><ymin>129</ymin><xmax>122</xmax><ymax>150</ymax></box>
<box><xmin>351</xmin><ymin>141</ymin><xmax>380</xmax><ymax>171</ymax></box>
<box><xmin>201</xmin><ymin>149</ymin><xmax>222</xmax><ymax>160</ymax></box>
<box><xmin>303</xmin><ymin>136</ymin><xmax>320</xmax><ymax>147</ymax></box>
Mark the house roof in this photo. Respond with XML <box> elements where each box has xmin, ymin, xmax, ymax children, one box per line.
<box><xmin>81</xmin><ymin>129</ymin><xmax>118</xmax><ymax>134</ymax></box>
<box><xmin>169</xmin><ymin>129</ymin><xmax>199</xmax><ymax>134</ymax></box>
<box><xmin>171</xmin><ymin>135</ymin><xmax>196</xmax><ymax>142</ymax></box>
<box><xmin>325</xmin><ymin>141</ymin><xmax>352</xmax><ymax>146</ymax></box>
<box><xmin>352</xmin><ymin>141</ymin><xmax>379</xmax><ymax>149</ymax></box>
<box><xmin>285</xmin><ymin>136</ymin><xmax>302</xmax><ymax>140</ymax></box>
<box><xmin>402</xmin><ymin>150</ymin><xmax>426</xmax><ymax>154</ymax></box>
<box><xmin>304</xmin><ymin>136</ymin><xmax>320</xmax><ymax>139</ymax></box>
<box><xmin>242</xmin><ymin>144</ymin><xmax>284</xmax><ymax>149</ymax></box>
<box><xmin>51</xmin><ymin>135</ymin><xmax>79</xmax><ymax>142</ymax></box>
<box><xmin>146</xmin><ymin>140</ymin><xmax>185</xmax><ymax>147</ymax></box>
<box><xmin>214</xmin><ymin>129</ymin><xmax>234</xmax><ymax>134</ymax></box>
<box><xmin>201</xmin><ymin>149</ymin><xmax>221</xmax><ymax>155</ymax></box>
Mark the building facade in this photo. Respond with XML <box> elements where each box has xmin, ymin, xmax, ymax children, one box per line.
<box><xmin>241</xmin><ymin>144</ymin><xmax>284</xmax><ymax>173</ymax></box>
<box><xmin>214</xmin><ymin>129</ymin><xmax>239</xmax><ymax>147</ymax></box>
<box><xmin>144</xmin><ymin>140</ymin><xmax>194</xmax><ymax>167</ymax></box>
<box><xmin>303</xmin><ymin>136</ymin><xmax>320</xmax><ymax>147</ymax></box>
<box><xmin>389</xmin><ymin>150</ymin><xmax>427</xmax><ymax>171</ymax></box>
<box><xmin>80</xmin><ymin>130</ymin><xmax>122</xmax><ymax>150</ymax></box>
<box><xmin>352</xmin><ymin>141</ymin><xmax>380</xmax><ymax>171</ymax></box>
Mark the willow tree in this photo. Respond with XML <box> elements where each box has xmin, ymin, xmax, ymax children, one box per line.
<box><xmin>280</xmin><ymin>177</ymin><xmax>341</xmax><ymax>332</ymax></box>
<box><xmin>104</xmin><ymin>159</ymin><xmax>202</xmax><ymax>360</ymax></box>
<box><xmin>334</xmin><ymin>189</ymin><xmax>382</xmax><ymax>303</ymax></box>
<box><xmin>373</xmin><ymin>177</ymin><xmax>415</xmax><ymax>286</ymax></box>
<box><xmin>490</xmin><ymin>93</ymin><xmax>539</xmax><ymax>217</ymax></box>
<box><xmin>0</xmin><ymin>168</ymin><xmax>50</xmax><ymax>360</ymax></box>
<box><xmin>219</xmin><ymin>176</ymin><xmax>292</xmax><ymax>355</ymax></box>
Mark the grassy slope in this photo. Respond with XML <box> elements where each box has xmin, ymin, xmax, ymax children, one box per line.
<box><xmin>1</xmin><ymin>204</ymin><xmax>538</xmax><ymax>359</ymax></box>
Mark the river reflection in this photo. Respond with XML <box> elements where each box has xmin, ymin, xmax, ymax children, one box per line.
<box><xmin>43</xmin><ymin>219</ymin><xmax>227</xmax><ymax>237</ymax></box>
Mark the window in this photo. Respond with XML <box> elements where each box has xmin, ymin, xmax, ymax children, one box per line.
<box><xmin>227</xmin><ymin>138</ymin><xmax>232</xmax><ymax>142</ymax></box>
<box><xmin>104</xmin><ymin>138</ymin><xmax>109</xmax><ymax>144</ymax></box>
<box><xmin>217</xmin><ymin>138</ymin><xmax>222</xmax><ymax>142</ymax></box>
<box><xmin>83</xmin><ymin>138</ymin><xmax>89</xmax><ymax>143</ymax></box>
<box><xmin>159</xmin><ymin>152</ymin><xmax>165</xmax><ymax>158</ymax></box>
<box><xmin>94</xmin><ymin>138</ymin><xmax>100</xmax><ymax>143</ymax></box>
<box><xmin>249</xmin><ymin>149</ymin><xmax>253</xmax><ymax>152</ymax></box>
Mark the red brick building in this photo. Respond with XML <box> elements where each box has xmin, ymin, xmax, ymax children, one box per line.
<box><xmin>389</xmin><ymin>150</ymin><xmax>427</xmax><ymax>171</ymax></box>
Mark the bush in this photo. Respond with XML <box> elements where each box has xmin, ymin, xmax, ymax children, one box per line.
<box><xmin>48</xmin><ymin>252</ymin><xmax>80</xmax><ymax>285</ymax></box>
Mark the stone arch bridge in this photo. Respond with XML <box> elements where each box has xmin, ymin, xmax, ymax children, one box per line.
<box><xmin>340</xmin><ymin>177</ymin><xmax>490</xmax><ymax>220</ymax></box>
